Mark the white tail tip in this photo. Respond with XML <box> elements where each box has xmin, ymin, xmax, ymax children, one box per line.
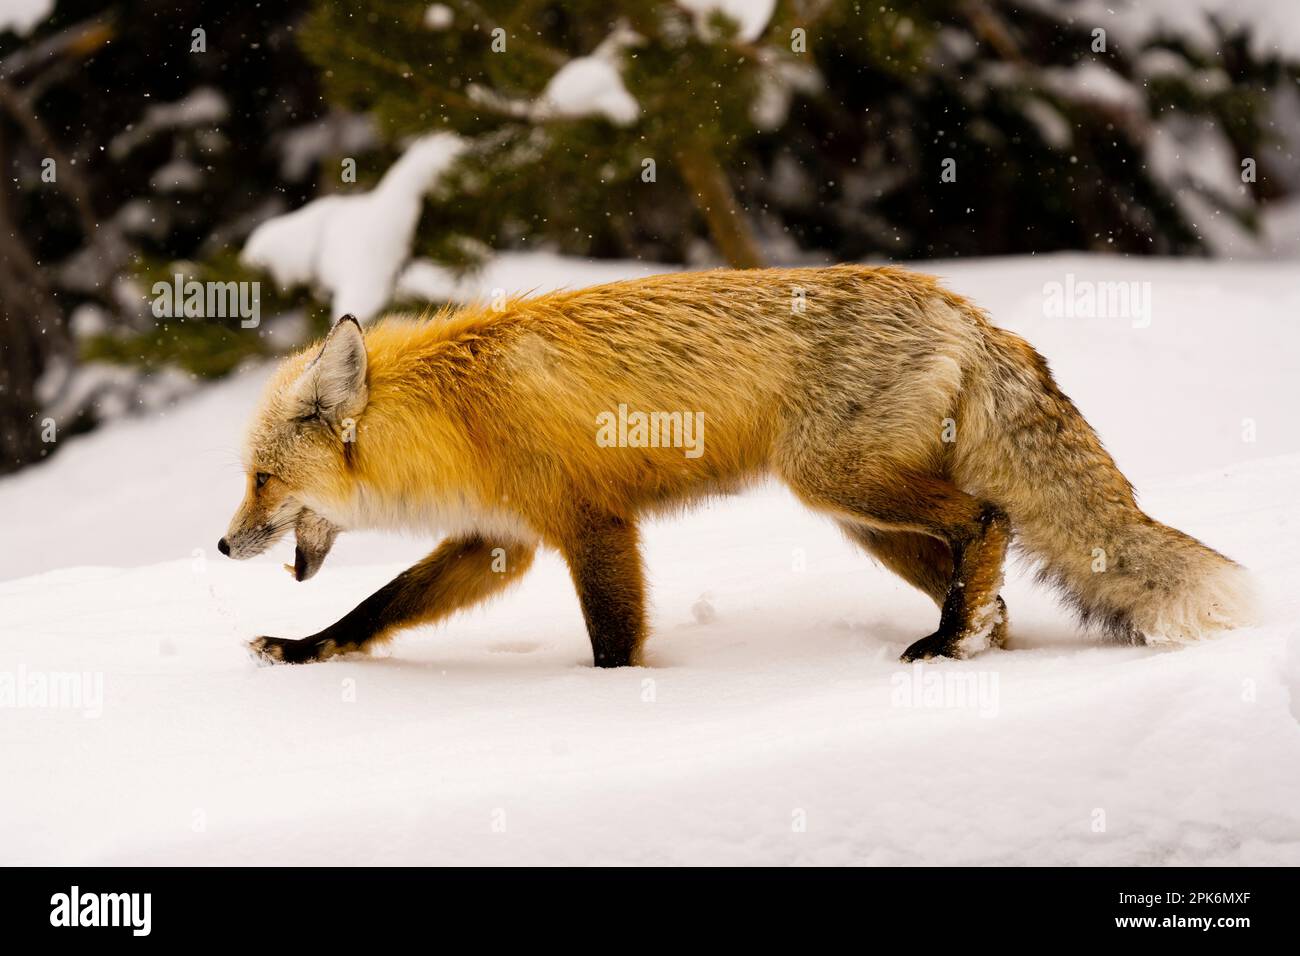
<box><xmin>1138</xmin><ymin>562</ymin><xmax>1259</xmax><ymax>646</ymax></box>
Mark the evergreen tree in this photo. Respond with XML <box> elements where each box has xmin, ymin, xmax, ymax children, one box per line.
<box><xmin>292</xmin><ymin>0</ymin><xmax>1298</xmax><ymax>273</ymax></box>
<box><xmin>3</xmin><ymin>1</ymin><xmax>1297</xmax><ymax>474</ymax></box>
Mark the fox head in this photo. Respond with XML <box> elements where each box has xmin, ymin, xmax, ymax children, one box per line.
<box><xmin>218</xmin><ymin>316</ymin><xmax>366</xmax><ymax>575</ymax></box>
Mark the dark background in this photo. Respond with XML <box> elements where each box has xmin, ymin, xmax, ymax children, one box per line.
<box><xmin>2</xmin><ymin>0</ymin><xmax>1297</xmax><ymax>474</ymax></box>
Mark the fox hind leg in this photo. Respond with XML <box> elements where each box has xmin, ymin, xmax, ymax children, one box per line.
<box><xmin>841</xmin><ymin>524</ymin><xmax>953</xmax><ymax>603</ymax></box>
<box><xmin>783</xmin><ymin>456</ymin><xmax>1009</xmax><ymax>659</ymax></box>
<box><xmin>840</xmin><ymin>523</ymin><xmax>1009</xmax><ymax>651</ymax></box>
<box><xmin>889</xmin><ymin>499</ymin><xmax>1011</xmax><ymax>661</ymax></box>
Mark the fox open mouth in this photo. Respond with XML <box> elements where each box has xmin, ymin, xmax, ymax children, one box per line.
<box><xmin>284</xmin><ymin>509</ymin><xmax>339</xmax><ymax>581</ymax></box>
<box><xmin>221</xmin><ymin>507</ymin><xmax>339</xmax><ymax>579</ymax></box>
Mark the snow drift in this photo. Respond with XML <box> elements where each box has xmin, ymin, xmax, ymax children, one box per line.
<box><xmin>1</xmin><ymin>254</ymin><xmax>1298</xmax><ymax>865</ymax></box>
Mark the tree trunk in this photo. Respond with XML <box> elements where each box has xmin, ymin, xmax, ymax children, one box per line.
<box><xmin>0</xmin><ymin>127</ymin><xmax>65</xmax><ymax>474</ymax></box>
<box><xmin>674</xmin><ymin>140</ymin><xmax>766</xmax><ymax>269</ymax></box>
<box><xmin>0</xmin><ymin>260</ymin><xmax>61</xmax><ymax>475</ymax></box>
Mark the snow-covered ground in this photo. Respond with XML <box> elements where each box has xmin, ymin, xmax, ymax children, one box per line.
<box><xmin>2</xmin><ymin>253</ymin><xmax>1298</xmax><ymax>865</ymax></box>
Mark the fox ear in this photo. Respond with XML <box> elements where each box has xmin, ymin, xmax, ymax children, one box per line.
<box><xmin>295</xmin><ymin>315</ymin><xmax>367</xmax><ymax>422</ymax></box>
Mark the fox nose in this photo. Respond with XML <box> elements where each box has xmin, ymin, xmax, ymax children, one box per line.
<box><xmin>217</xmin><ymin>537</ymin><xmax>231</xmax><ymax>556</ymax></box>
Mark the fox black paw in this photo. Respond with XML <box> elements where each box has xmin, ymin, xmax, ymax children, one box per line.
<box><xmin>899</xmin><ymin>631</ymin><xmax>961</xmax><ymax>662</ymax></box>
<box><xmin>248</xmin><ymin>635</ymin><xmax>338</xmax><ymax>665</ymax></box>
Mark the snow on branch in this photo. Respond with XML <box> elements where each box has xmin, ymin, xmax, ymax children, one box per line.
<box><xmin>241</xmin><ymin>133</ymin><xmax>464</xmax><ymax>322</ymax></box>
<box><xmin>678</xmin><ymin>0</ymin><xmax>776</xmax><ymax>43</ymax></box>
<box><xmin>535</xmin><ymin>27</ymin><xmax>641</xmax><ymax>126</ymax></box>
<box><xmin>0</xmin><ymin>0</ymin><xmax>54</xmax><ymax>37</ymax></box>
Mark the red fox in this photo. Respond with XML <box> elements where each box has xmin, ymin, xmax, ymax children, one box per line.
<box><xmin>218</xmin><ymin>265</ymin><xmax>1254</xmax><ymax>666</ymax></box>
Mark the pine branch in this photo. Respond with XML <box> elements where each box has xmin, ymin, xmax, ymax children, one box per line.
<box><xmin>447</xmin><ymin>0</ymin><xmax>567</xmax><ymax>67</ymax></box>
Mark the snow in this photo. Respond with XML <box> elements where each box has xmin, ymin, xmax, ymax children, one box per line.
<box><xmin>1147</xmin><ymin>117</ymin><xmax>1257</xmax><ymax>254</ymax></box>
<box><xmin>0</xmin><ymin>0</ymin><xmax>52</xmax><ymax>36</ymax></box>
<box><xmin>276</xmin><ymin>113</ymin><xmax>376</xmax><ymax>182</ymax></box>
<box><xmin>423</xmin><ymin>4</ymin><xmax>453</xmax><ymax>30</ymax></box>
<box><xmin>149</xmin><ymin>158</ymin><xmax>203</xmax><ymax>193</ymax></box>
<box><xmin>1044</xmin><ymin>0</ymin><xmax>1300</xmax><ymax>61</ymax></box>
<box><xmin>751</xmin><ymin>56</ymin><xmax>822</xmax><ymax>131</ymax></box>
<box><xmin>3</xmin><ymin>253</ymin><xmax>1299</xmax><ymax>865</ymax></box>
<box><xmin>537</xmin><ymin>41</ymin><xmax>639</xmax><ymax>126</ymax></box>
<box><xmin>1260</xmin><ymin>197</ymin><xmax>1300</xmax><ymax>258</ymax></box>
<box><xmin>241</xmin><ymin>133</ymin><xmax>464</xmax><ymax>321</ymax></box>
<box><xmin>108</xmin><ymin>88</ymin><xmax>230</xmax><ymax>161</ymax></box>
<box><xmin>679</xmin><ymin>0</ymin><xmax>776</xmax><ymax>43</ymax></box>
<box><xmin>1042</xmin><ymin>61</ymin><xmax>1144</xmax><ymax>113</ymax></box>
<box><xmin>1021</xmin><ymin>97</ymin><xmax>1072</xmax><ymax>150</ymax></box>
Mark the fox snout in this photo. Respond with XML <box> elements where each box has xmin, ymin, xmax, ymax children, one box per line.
<box><xmin>216</xmin><ymin>531</ymin><xmax>274</xmax><ymax>560</ymax></box>
<box><xmin>220</xmin><ymin>487</ymin><xmax>299</xmax><ymax>560</ymax></box>
<box><xmin>218</xmin><ymin>516</ymin><xmax>293</xmax><ymax>560</ymax></box>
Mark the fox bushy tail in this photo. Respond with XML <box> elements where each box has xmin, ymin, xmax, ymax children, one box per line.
<box><xmin>954</xmin><ymin>326</ymin><xmax>1255</xmax><ymax>645</ymax></box>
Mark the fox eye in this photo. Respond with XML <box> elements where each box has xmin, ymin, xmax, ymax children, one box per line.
<box><xmin>255</xmin><ymin>472</ymin><xmax>271</xmax><ymax>489</ymax></box>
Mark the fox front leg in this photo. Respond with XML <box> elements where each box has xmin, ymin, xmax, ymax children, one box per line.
<box><xmin>557</xmin><ymin>508</ymin><xmax>647</xmax><ymax>667</ymax></box>
<box><xmin>249</xmin><ymin>535</ymin><xmax>536</xmax><ymax>665</ymax></box>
